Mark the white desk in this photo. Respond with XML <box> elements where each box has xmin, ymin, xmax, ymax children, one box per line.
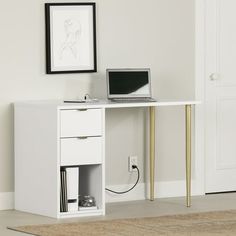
<box><xmin>14</xmin><ymin>99</ymin><xmax>200</xmax><ymax>218</ymax></box>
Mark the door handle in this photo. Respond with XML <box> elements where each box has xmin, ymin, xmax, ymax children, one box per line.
<box><xmin>77</xmin><ymin>136</ymin><xmax>88</xmax><ymax>139</ymax></box>
<box><xmin>209</xmin><ymin>73</ymin><xmax>219</xmax><ymax>81</ymax></box>
<box><xmin>77</xmin><ymin>109</ymin><xmax>88</xmax><ymax>111</ymax></box>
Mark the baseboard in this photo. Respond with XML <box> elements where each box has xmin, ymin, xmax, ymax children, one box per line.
<box><xmin>154</xmin><ymin>180</ymin><xmax>199</xmax><ymax>198</ymax></box>
<box><xmin>105</xmin><ymin>183</ymin><xmax>146</xmax><ymax>203</ymax></box>
<box><xmin>0</xmin><ymin>181</ymin><xmax>203</xmax><ymax>209</ymax></box>
<box><xmin>0</xmin><ymin>192</ymin><xmax>14</xmax><ymax>210</ymax></box>
<box><xmin>106</xmin><ymin>180</ymin><xmax>202</xmax><ymax>203</ymax></box>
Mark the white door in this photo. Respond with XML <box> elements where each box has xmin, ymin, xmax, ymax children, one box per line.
<box><xmin>205</xmin><ymin>0</ymin><xmax>236</xmax><ymax>193</ymax></box>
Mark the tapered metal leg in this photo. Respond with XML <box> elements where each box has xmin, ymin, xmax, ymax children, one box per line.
<box><xmin>185</xmin><ymin>105</ymin><xmax>191</xmax><ymax>207</ymax></box>
<box><xmin>150</xmin><ymin>106</ymin><xmax>155</xmax><ymax>201</ymax></box>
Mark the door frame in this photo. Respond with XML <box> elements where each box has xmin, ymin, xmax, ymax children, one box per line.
<box><xmin>194</xmin><ymin>0</ymin><xmax>206</xmax><ymax>195</ymax></box>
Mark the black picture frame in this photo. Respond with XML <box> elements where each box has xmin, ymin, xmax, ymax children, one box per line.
<box><xmin>45</xmin><ymin>3</ymin><xmax>97</xmax><ymax>74</ymax></box>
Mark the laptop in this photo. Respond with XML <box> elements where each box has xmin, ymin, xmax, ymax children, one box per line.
<box><xmin>106</xmin><ymin>68</ymin><xmax>156</xmax><ymax>102</ymax></box>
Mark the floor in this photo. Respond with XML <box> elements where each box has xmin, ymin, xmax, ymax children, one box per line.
<box><xmin>1</xmin><ymin>193</ymin><xmax>236</xmax><ymax>235</ymax></box>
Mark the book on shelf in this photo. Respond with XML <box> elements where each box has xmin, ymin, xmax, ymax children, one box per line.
<box><xmin>60</xmin><ymin>167</ymin><xmax>79</xmax><ymax>213</ymax></box>
<box><xmin>67</xmin><ymin>167</ymin><xmax>79</xmax><ymax>212</ymax></box>
<box><xmin>60</xmin><ymin>171</ymin><xmax>63</xmax><ymax>212</ymax></box>
<box><xmin>60</xmin><ymin>168</ymin><xmax>68</xmax><ymax>212</ymax></box>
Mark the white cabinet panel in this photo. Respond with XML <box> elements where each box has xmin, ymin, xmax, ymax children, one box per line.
<box><xmin>60</xmin><ymin>109</ymin><xmax>102</xmax><ymax>137</ymax></box>
<box><xmin>61</xmin><ymin>137</ymin><xmax>102</xmax><ymax>166</ymax></box>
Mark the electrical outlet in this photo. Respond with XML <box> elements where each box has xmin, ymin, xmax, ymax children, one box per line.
<box><xmin>128</xmin><ymin>156</ymin><xmax>138</xmax><ymax>172</ymax></box>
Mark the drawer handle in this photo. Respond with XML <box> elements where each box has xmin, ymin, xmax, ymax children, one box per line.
<box><xmin>77</xmin><ymin>136</ymin><xmax>88</xmax><ymax>139</ymax></box>
<box><xmin>77</xmin><ymin>109</ymin><xmax>88</xmax><ymax>111</ymax></box>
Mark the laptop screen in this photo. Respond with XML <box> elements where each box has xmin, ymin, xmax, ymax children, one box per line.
<box><xmin>107</xmin><ymin>68</ymin><xmax>151</xmax><ymax>99</ymax></box>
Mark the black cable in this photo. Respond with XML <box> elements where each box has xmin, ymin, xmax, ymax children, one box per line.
<box><xmin>105</xmin><ymin>165</ymin><xmax>140</xmax><ymax>194</ymax></box>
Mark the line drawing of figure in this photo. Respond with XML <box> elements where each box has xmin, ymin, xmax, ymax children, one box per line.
<box><xmin>59</xmin><ymin>19</ymin><xmax>81</xmax><ymax>60</ymax></box>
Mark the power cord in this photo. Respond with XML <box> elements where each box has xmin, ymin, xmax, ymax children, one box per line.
<box><xmin>105</xmin><ymin>165</ymin><xmax>140</xmax><ymax>194</ymax></box>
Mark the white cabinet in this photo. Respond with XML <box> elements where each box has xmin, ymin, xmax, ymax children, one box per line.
<box><xmin>14</xmin><ymin>104</ymin><xmax>105</xmax><ymax>218</ymax></box>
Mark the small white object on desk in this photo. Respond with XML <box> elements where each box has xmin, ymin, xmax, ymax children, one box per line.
<box><xmin>64</xmin><ymin>99</ymin><xmax>99</xmax><ymax>103</ymax></box>
<box><xmin>64</xmin><ymin>100</ymin><xmax>86</xmax><ymax>103</ymax></box>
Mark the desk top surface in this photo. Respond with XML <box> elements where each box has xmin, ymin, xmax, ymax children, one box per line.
<box><xmin>15</xmin><ymin>99</ymin><xmax>201</xmax><ymax>109</ymax></box>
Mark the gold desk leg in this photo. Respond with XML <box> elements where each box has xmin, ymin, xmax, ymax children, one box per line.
<box><xmin>185</xmin><ymin>105</ymin><xmax>191</xmax><ymax>207</ymax></box>
<box><xmin>150</xmin><ymin>106</ymin><xmax>155</xmax><ymax>201</ymax></box>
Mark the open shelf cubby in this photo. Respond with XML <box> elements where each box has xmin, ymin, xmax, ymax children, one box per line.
<box><xmin>59</xmin><ymin>164</ymin><xmax>104</xmax><ymax>218</ymax></box>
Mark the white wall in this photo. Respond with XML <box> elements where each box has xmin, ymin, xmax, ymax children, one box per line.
<box><xmin>0</xmin><ymin>0</ymin><xmax>194</xmax><ymax>205</ymax></box>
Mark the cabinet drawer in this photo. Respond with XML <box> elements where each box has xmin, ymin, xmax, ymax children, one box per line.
<box><xmin>60</xmin><ymin>137</ymin><xmax>102</xmax><ymax>166</ymax></box>
<box><xmin>60</xmin><ymin>109</ymin><xmax>102</xmax><ymax>138</ymax></box>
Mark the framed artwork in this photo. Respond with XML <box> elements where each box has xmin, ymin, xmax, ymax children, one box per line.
<box><xmin>45</xmin><ymin>3</ymin><xmax>97</xmax><ymax>74</ymax></box>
